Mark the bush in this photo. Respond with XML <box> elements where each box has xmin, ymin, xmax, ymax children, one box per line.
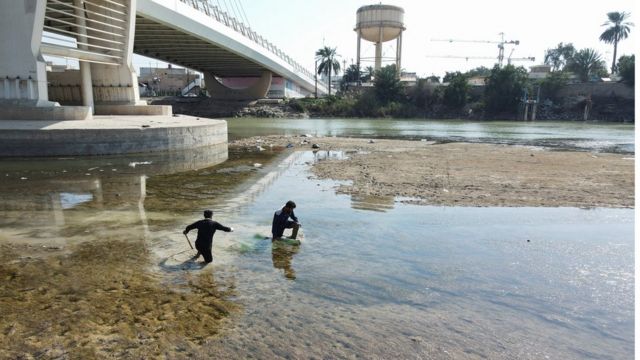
<box><xmin>539</xmin><ymin>71</ymin><xmax>569</xmax><ymax>100</ymax></box>
<box><xmin>442</xmin><ymin>72</ymin><xmax>469</xmax><ymax>108</ymax></box>
<box><xmin>374</xmin><ymin>65</ymin><xmax>404</xmax><ymax>105</ymax></box>
<box><xmin>484</xmin><ymin>65</ymin><xmax>529</xmax><ymax>115</ymax></box>
<box><xmin>617</xmin><ymin>55</ymin><xmax>634</xmax><ymax>86</ymax></box>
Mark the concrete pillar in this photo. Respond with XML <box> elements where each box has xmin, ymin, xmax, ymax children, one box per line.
<box><xmin>73</xmin><ymin>0</ymin><xmax>94</xmax><ymax>112</ymax></box>
<box><xmin>90</xmin><ymin>0</ymin><xmax>142</xmax><ymax>106</ymax></box>
<box><xmin>375</xmin><ymin>27</ymin><xmax>383</xmax><ymax>71</ymax></box>
<box><xmin>0</xmin><ymin>0</ymin><xmax>56</xmax><ymax>106</ymax></box>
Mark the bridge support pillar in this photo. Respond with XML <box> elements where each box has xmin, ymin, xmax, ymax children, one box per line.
<box><xmin>204</xmin><ymin>71</ymin><xmax>272</xmax><ymax>101</ymax></box>
<box><xmin>0</xmin><ymin>0</ymin><xmax>74</xmax><ymax>119</ymax></box>
<box><xmin>0</xmin><ymin>0</ymin><xmax>170</xmax><ymax>120</ymax></box>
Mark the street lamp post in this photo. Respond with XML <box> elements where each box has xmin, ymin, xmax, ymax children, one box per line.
<box><xmin>315</xmin><ymin>59</ymin><xmax>318</xmax><ymax>98</ymax></box>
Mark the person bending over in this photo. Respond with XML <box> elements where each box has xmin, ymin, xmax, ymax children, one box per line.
<box><xmin>183</xmin><ymin>209</ymin><xmax>233</xmax><ymax>263</ymax></box>
<box><xmin>272</xmin><ymin>200</ymin><xmax>301</xmax><ymax>241</ymax></box>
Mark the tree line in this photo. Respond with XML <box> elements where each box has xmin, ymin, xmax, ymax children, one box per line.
<box><xmin>299</xmin><ymin>11</ymin><xmax>634</xmax><ymax>119</ymax></box>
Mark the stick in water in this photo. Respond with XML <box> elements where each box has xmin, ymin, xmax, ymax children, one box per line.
<box><xmin>184</xmin><ymin>233</ymin><xmax>194</xmax><ymax>249</ymax></box>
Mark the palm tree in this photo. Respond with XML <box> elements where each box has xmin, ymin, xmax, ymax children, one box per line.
<box><xmin>544</xmin><ymin>43</ymin><xmax>576</xmax><ymax>71</ymax></box>
<box><xmin>315</xmin><ymin>46</ymin><xmax>340</xmax><ymax>96</ymax></box>
<box><xmin>566</xmin><ymin>48</ymin><xmax>606</xmax><ymax>82</ymax></box>
<box><xmin>599</xmin><ymin>11</ymin><xmax>634</xmax><ymax>73</ymax></box>
<box><xmin>363</xmin><ymin>66</ymin><xmax>375</xmax><ymax>82</ymax></box>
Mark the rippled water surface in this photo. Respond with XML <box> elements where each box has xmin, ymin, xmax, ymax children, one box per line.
<box><xmin>0</xmin><ymin>146</ymin><xmax>634</xmax><ymax>359</ymax></box>
<box><xmin>228</xmin><ymin>118</ymin><xmax>635</xmax><ymax>153</ymax></box>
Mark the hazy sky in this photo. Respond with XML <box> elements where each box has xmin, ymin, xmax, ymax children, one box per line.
<box><xmin>138</xmin><ymin>0</ymin><xmax>634</xmax><ymax>78</ymax></box>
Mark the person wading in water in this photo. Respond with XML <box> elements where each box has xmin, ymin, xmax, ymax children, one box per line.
<box><xmin>271</xmin><ymin>200</ymin><xmax>301</xmax><ymax>241</ymax></box>
<box><xmin>183</xmin><ymin>210</ymin><xmax>233</xmax><ymax>263</ymax></box>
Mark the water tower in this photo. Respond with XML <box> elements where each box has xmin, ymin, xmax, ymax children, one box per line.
<box><xmin>355</xmin><ymin>4</ymin><xmax>405</xmax><ymax>76</ymax></box>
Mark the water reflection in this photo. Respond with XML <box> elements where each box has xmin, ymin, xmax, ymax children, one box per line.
<box><xmin>271</xmin><ymin>242</ymin><xmax>300</xmax><ymax>280</ymax></box>
<box><xmin>350</xmin><ymin>194</ymin><xmax>395</xmax><ymax>212</ymax></box>
<box><xmin>0</xmin><ymin>144</ymin><xmax>243</xmax><ymax>358</ymax></box>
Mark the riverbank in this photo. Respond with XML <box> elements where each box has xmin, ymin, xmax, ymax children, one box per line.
<box><xmin>230</xmin><ymin>135</ymin><xmax>634</xmax><ymax>208</ymax></box>
<box><xmin>151</xmin><ymin>93</ymin><xmax>635</xmax><ymax>122</ymax></box>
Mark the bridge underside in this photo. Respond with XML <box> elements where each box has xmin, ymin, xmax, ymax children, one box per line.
<box><xmin>135</xmin><ymin>16</ymin><xmax>266</xmax><ymax>78</ymax></box>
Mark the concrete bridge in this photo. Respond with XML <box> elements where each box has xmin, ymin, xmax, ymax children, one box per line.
<box><xmin>0</xmin><ymin>0</ymin><xmax>326</xmax><ymax>121</ymax></box>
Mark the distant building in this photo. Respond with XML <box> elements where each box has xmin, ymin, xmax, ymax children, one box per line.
<box><xmin>400</xmin><ymin>72</ymin><xmax>417</xmax><ymax>86</ymax></box>
<box><xmin>467</xmin><ymin>76</ymin><xmax>487</xmax><ymax>86</ymax></box>
<box><xmin>138</xmin><ymin>66</ymin><xmax>200</xmax><ymax>96</ymax></box>
<box><xmin>528</xmin><ymin>65</ymin><xmax>552</xmax><ymax>79</ymax></box>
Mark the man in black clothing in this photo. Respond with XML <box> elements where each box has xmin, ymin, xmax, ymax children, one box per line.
<box><xmin>271</xmin><ymin>200</ymin><xmax>300</xmax><ymax>241</ymax></box>
<box><xmin>183</xmin><ymin>210</ymin><xmax>233</xmax><ymax>263</ymax></box>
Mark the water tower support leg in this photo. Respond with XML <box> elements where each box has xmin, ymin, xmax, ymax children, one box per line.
<box><xmin>375</xmin><ymin>27</ymin><xmax>383</xmax><ymax>71</ymax></box>
<box><xmin>356</xmin><ymin>32</ymin><xmax>361</xmax><ymax>83</ymax></box>
<box><xmin>396</xmin><ymin>32</ymin><xmax>403</xmax><ymax>76</ymax></box>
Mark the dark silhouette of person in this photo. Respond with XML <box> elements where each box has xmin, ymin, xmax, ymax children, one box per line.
<box><xmin>271</xmin><ymin>200</ymin><xmax>300</xmax><ymax>241</ymax></box>
<box><xmin>183</xmin><ymin>210</ymin><xmax>233</xmax><ymax>263</ymax></box>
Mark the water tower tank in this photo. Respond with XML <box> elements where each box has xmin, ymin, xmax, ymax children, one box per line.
<box><xmin>356</xmin><ymin>5</ymin><xmax>404</xmax><ymax>42</ymax></box>
<box><xmin>355</xmin><ymin>4</ymin><xmax>405</xmax><ymax>74</ymax></box>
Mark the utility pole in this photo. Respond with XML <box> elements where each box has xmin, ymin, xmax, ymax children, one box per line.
<box><xmin>314</xmin><ymin>59</ymin><xmax>318</xmax><ymax>98</ymax></box>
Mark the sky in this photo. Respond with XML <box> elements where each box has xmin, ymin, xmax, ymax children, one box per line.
<box><xmin>129</xmin><ymin>0</ymin><xmax>635</xmax><ymax>78</ymax></box>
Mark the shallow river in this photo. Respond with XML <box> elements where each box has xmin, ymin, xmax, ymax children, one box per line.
<box><xmin>228</xmin><ymin>118</ymin><xmax>635</xmax><ymax>154</ymax></box>
<box><xmin>0</xmin><ymin>120</ymin><xmax>634</xmax><ymax>359</ymax></box>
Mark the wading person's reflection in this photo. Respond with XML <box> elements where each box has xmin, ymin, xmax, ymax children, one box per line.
<box><xmin>272</xmin><ymin>243</ymin><xmax>299</xmax><ymax>280</ymax></box>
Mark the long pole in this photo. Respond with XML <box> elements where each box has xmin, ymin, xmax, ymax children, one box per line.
<box><xmin>314</xmin><ymin>60</ymin><xmax>318</xmax><ymax>98</ymax></box>
<box><xmin>184</xmin><ymin>233</ymin><xmax>194</xmax><ymax>249</ymax></box>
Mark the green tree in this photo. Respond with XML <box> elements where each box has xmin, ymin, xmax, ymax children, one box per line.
<box><xmin>566</xmin><ymin>48</ymin><xmax>607</xmax><ymax>82</ymax></box>
<box><xmin>544</xmin><ymin>43</ymin><xmax>576</xmax><ymax>71</ymax></box>
<box><xmin>599</xmin><ymin>11</ymin><xmax>634</xmax><ymax>73</ymax></box>
<box><xmin>442</xmin><ymin>71</ymin><xmax>458</xmax><ymax>83</ymax></box>
<box><xmin>484</xmin><ymin>65</ymin><xmax>529</xmax><ymax>115</ymax></box>
<box><xmin>373</xmin><ymin>65</ymin><xmax>404</xmax><ymax>104</ymax></box>
<box><xmin>617</xmin><ymin>54</ymin><xmax>635</xmax><ymax>85</ymax></box>
<box><xmin>409</xmin><ymin>78</ymin><xmax>441</xmax><ymax>109</ymax></box>
<box><xmin>442</xmin><ymin>72</ymin><xmax>469</xmax><ymax>108</ymax></box>
<box><xmin>315</xmin><ymin>46</ymin><xmax>341</xmax><ymax>96</ymax></box>
<box><xmin>342</xmin><ymin>64</ymin><xmax>360</xmax><ymax>83</ymax></box>
<box><xmin>465</xmin><ymin>66</ymin><xmax>492</xmax><ymax>78</ymax></box>
<box><xmin>361</xmin><ymin>66</ymin><xmax>375</xmax><ymax>82</ymax></box>
<box><xmin>539</xmin><ymin>71</ymin><xmax>569</xmax><ymax>100</ymax></box>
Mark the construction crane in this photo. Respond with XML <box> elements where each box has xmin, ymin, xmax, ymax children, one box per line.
<box><xmin>431</xmin><ymin>32</ymin><xmax>520</xmax><ymax>67</ymax></box>
<box><xmin>425</xmin><ymin>54</ymin><xmax>535</xmax><ymax>65</ymax></box>
<box><xmin>506</xmin><ymin>48</ymin><xmax>535</xmax><ymax>65</ymax></box>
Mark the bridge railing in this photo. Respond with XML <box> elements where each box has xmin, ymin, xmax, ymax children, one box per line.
<box><xmin>179</xmin><ymin>0</ymin><xmax>321</xmax><ymax>85</ymax></box>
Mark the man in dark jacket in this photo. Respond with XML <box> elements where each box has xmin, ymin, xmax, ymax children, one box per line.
<box><xmin>184</xmin><ymin>210</ymin><xmax>233</xmax><ymax>263</ymax></box>
<box><xmin>271</xmin><ymin>200</ymin><xmax>300</xmax><ymax>241</ymax></box>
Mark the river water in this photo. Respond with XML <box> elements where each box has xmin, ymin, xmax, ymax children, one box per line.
<box><xmin>0</xmin><ymin>120</ymin><xmax>634</xmax><ymax>359</ymax></box>
<box><xmin>228</xmin><ymin>118</ymin><xmax>635</xmax><ymax>154</ymax></box>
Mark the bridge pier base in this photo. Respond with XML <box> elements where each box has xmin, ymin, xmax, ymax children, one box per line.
<box><xmin>0</xmin><ymin>0</ymin><xmax>169</xmax><ymax>120</ymax></box>
<box><xmin>0</xmin><ymin>0</ymin><xmax>63</xmax><ymax>119</ymax></box>
<box><xmin>204</xmin><ymin>71</ymin><xmax>272</xmax><ymax>101</ymax></box>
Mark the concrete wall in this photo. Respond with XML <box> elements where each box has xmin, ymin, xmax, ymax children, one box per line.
<box><xmin>0</xmin><ymin>117</ymin><xmax>227</xmax><ymax>156</ymax></box>
<box><xmin>556</xmin><ymin>82</ymin><xmax>634</xmax><ymax>100</ymax></box>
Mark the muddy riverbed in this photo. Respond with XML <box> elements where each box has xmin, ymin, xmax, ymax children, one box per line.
<box><xmin>231</xmin><ymin>135</ymin><xmax>634</xmax><ymax>208</ymax></box>
<box><xmin>0</xmin><ymin>125</ymin><xmax>634</xmax><ymax>359</ymax></box>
